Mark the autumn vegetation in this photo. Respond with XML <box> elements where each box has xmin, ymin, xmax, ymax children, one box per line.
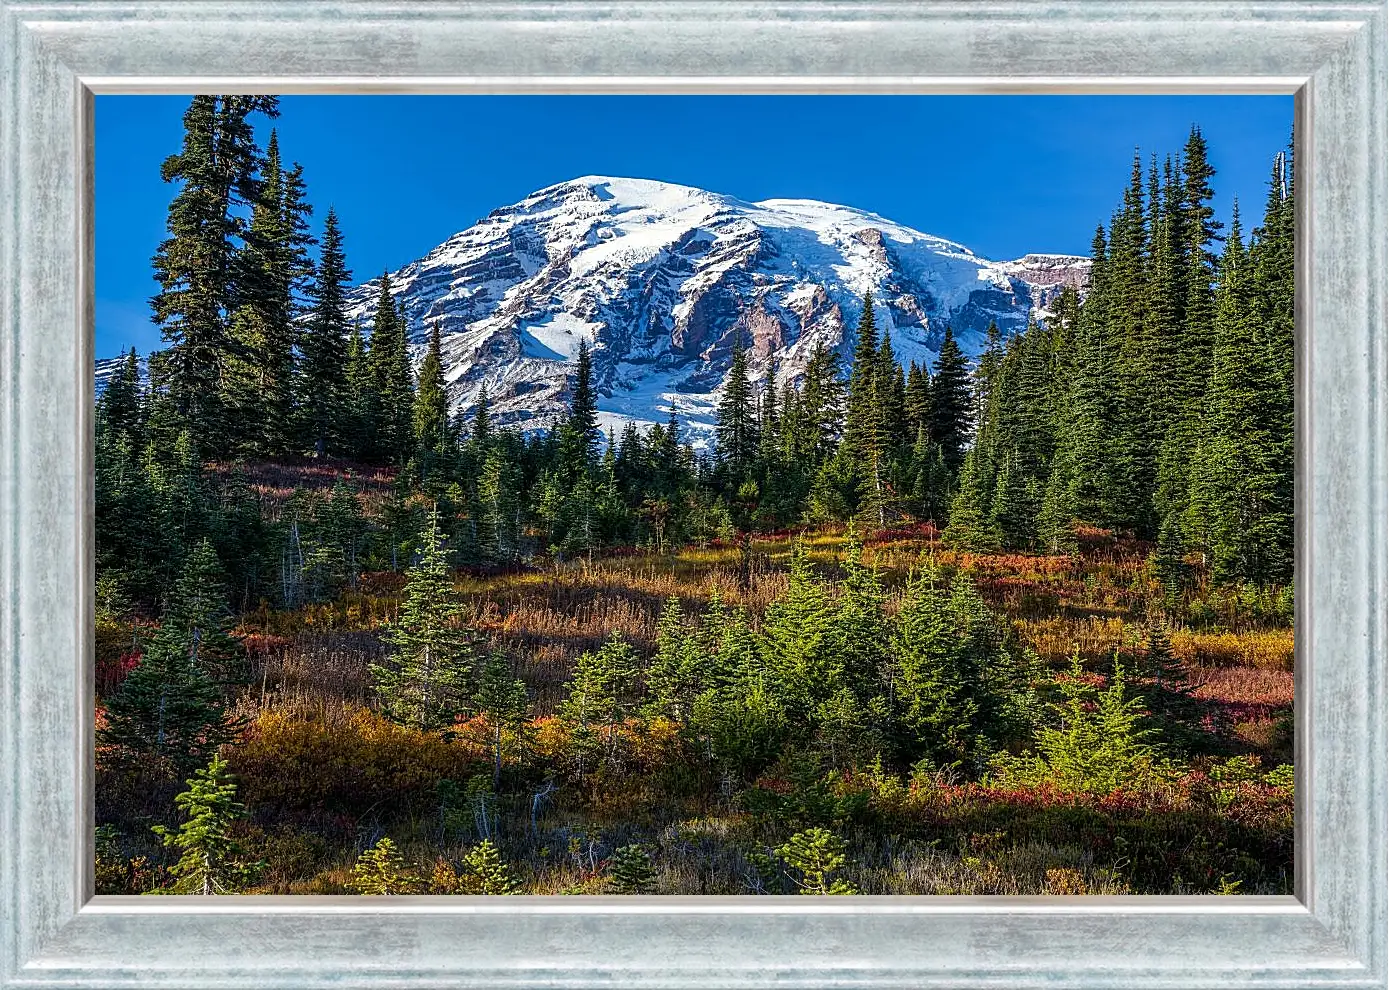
<box><xmin>93</xmin><ymin>98</ymin><xmax>1293</xmax><ymax>896</ymax></box>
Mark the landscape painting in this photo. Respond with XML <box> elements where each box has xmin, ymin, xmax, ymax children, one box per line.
<box><xmin>94</xmin><ymin>95</ymin><xmax>1295</xmax><ymax>896</ymax></box>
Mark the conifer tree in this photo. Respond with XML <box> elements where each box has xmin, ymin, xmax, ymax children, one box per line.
<box><xmin>716</xmin><ymin>336</ymin><xmax>759</xmax><ymax>480</ymax></box>
<box><xmin>776</xmin><ymin>827</ymin><xmax>856</xmax><ymax>895</ymax></box>
<box><xmin>645</xmin><ymin>596</ymin><xmax>708</xmax><ymax>721</ymax></box>
<box><xmin>988</xmin><ymin>451</ymin><xmax>1036</xmax><ymax>551</ymax></box>
<box><xmin>759</xmin><ymin>359</ymin><xmax>781</xmax><ymax>460</ymax></box>
<box><xmin>150</xmin><ymin>95</ymin><xmax>279</xmax><ymax>455</ymax></box>
<box><xmin>341</xmin><ymin>323</ymin><xmax>372</xmax><ymax>459</ymax></box>
<box><xmin>558</xmin><ymin>632</ymin><xmax>642</xmax><ymax>769</ymax></box>
<box><xmin>875</xmin><ymin>332</ymin><xmax>907</xmax><ymax>447</ymax></box>
<box><xmin>1180</xmin><ymin>126</ymin><xmax>1222</xmax><ymax>379</ymax></box>
<box><xmin>279</xmin><ymin>161</ymin><xmax>317</xmax><ymax>297</ymax></box>
<box><xmin>371</xmin><ymin>509</ymin><xmax>478</xmax><ymax>731</ymax></box>
<box><xmin>298</xmin><ymin>207</ymin><xmax>352</xmax><ymax>456</ymax></box>
<box><xmin>476</xmin><ymin>447</ymin><xmax>520</xmax><ymax>563</ymax></box>
<box><xmin>413</xmin><ymin>321</ymin><xmax>452</xmax><ymax>463</ymax></box>
<box><xmin>941</xmin><ymin>450</ymin><xmax>998</xmax><ymax>551</ymax></box>
<box><xmin>892</xmin><ymin>572</ymin><xmax>984</xmax><ymax>770</ymax></box>
<box><xmin>99</xmin><ymin>540</ymin><xmax>241</xmax><ymax>774</ymax></box>
<box><xmin>474</xmin><ymin>652</ymin><xmax>529</xmax><ymax>787</ymax></box>
<box><xmin>608</xmin><ymin>843</ymin><xmax>659</xmax><ymax>894</ymax></box>
<box><xmin>151</xmin><ymin>756</ymin><xmax>260</xmax><ymax>894</ymax></box>
<box><xmin>759</xmin><ymin>545</ymin><xmax>843</xmax><ymax>717</ymax></box>
<box><xmin>927</xmin><ymin>325</ymin><xmax>972</xmax><ymax>474</ymax></box>
<box><xmin>223</xmin><ymin>128</ymin><xmax>296</xmax><ymax>456</ymax></box>
<box><xmin>843</xmin><ymin>293</ymin><xmax>886</xmax><ymax>520</ymax></box>
<box><xmin>972</xmin><ymin>321</ymin><xmax>1004</xmax><ymax>433</ymax></box>
<box><xmin>904</xmin><ymin>361</ymin><xmax>932</xmax><ymax>438</ymax></box>
<box><xmin>995</xmin><ymin>654</ymin><xmax>1167</xmax><ymax>795</ymax></box>
<box><xmin>365</xmin><ymin>275</ymin><xmax>415</xmax><ymax>463</ymax></box>
<box><xmin>470</xmin><ymin>385</ymin><xmax>493</xmax><ymax>450</ymax></box>
<box><xmin>1037</xmin><ymin>447</ymin><xmax>1080</xmax><ymax>554</ymax></box>
<box><xmin>98</xmin><ymin>348</ymin><xmax>145</xmax><ymax>443</ymax></box>
<box><xmin>831</xmin><ymin>534</ymin><xmax>889</xmax><ymax>701</ymax></box>
<box><xmin>461</xmin><ymin>839</ymin><xmax>521</xmax><ymax>894</ymax></box>
<box><xmin>797</xmin><ymin>344</ymin><xmax>845</xmax><ymax>464</ymax></box>
<box><xmin>350</xmin><ymin>837</ymin><xmax>419</xmax><ymax>895</ymax></box>
<box><xmin>559</xmin><ymin>338</ymin><xmax>601</xmax><ymax>481</ymax></box>
<box><xmin>908</xmin><ymin>426</ymin><xmax>951</xmax><ymax>524</ymax></box>
<box><xmin>1246</xmin><ymin>144</ymin><xmax>1296</xmax><ymax>583</ymax></box>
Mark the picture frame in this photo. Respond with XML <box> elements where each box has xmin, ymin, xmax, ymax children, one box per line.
<box><xmin>1</xmin><ymin>1</ymin><xmax>1385</xmax><ymax>987</ymax></box>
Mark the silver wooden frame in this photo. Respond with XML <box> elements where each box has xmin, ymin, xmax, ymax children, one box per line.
<box><xmin>1</xmin><ymin>2</ymin><xmax>1385</xmax><ymax>988</ymax></box>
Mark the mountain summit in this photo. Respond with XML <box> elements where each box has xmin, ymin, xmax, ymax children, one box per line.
<box><xmin>340</xmin><ymin>176</ymin><xmax>1088</xmax><ymax>438</ymax></box>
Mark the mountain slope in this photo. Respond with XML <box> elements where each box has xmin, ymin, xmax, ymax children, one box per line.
<box><xmin>341</xmin><ymin>176</ymin><xmax>1087</xmax><ymax>440</ymax></box>
<box><xmin>100</xmin><ymin>177</ymin><xmax>1089</xmax><ymax>439</ymax></box>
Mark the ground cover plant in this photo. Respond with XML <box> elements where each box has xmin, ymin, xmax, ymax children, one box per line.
<box><xmin>93</xmin><ymin>97</ymin><xmax>1294</xmax><ymax>895</ymax></box>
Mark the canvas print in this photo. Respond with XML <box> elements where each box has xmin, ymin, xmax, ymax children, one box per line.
<box><xmin>93</xmin><ymin>95</ymin><xmax>1295</xmax><ymax>896</ymax></box>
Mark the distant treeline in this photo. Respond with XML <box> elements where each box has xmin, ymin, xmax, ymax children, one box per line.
<box><xmin>96</xmin><ymin>95</ymin><xmax>1293</xmax><ymax>613</ymax></box>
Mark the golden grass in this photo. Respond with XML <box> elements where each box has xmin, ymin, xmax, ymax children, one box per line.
<box><xmin>1171</xmin><ymin>629</ymin><xmax>1295</xmax><ymax>671</ymax></box>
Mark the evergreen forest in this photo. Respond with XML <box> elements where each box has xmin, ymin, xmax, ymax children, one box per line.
<box><xmin>95</xmin><ymin>96</ymin><xmax>1295</xmax><ymax>896</ymax></box>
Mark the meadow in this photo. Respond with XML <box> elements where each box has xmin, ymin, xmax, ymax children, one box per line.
<box><xmin>95</xmin><ymin>510</ymin><xmax>1293</xmax><ymax>898</ymax></box>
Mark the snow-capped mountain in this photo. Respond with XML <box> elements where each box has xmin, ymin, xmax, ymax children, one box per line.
<box><xmin>97</xmin><ymin>178</ymin><xmax>1089</xmax><ymax>438</ymax></box>
<box><xmin>342</xmin><ymin>177</ymin><xmax>1088</xmax><ymax>440</ymax></box>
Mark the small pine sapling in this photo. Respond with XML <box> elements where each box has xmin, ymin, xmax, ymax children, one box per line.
<box><xmin>349</xmin><ymin>837</ymin><xmax>420</xmax><ymax>895</ymax></box>
<box><xmin>461</xmin><ymin>838</ymin><xmax>521</xmax><ymax>894</ymax></box>
<box><xmin>775</xmin><ymin>827</ymin><xmax>858</xmax><ymax>895</ymax></box>
<box><xmin>608</xmin><ymin>843</ymin><xmax>658</xmax><ymax>894</ymax></box>
<box><xmin>151</xmin><ymin>756</ymin><xmax>261</xmax><ymax>894</ymax></box>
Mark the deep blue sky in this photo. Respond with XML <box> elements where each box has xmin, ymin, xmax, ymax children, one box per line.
<box><xmin>96</xmin><ymin>95</ymin><xmax>1293</xmax><ymax>357</ymax></box>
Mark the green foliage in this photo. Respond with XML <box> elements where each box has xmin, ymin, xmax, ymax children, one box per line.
<box><xmin>372</xmin><ymin>509</ymin><xmax>479</xmax><ymax>731</ymax></box>
<box><xmin>150</xmin><ymin>95</ymin><xmax>280</xmax><ymax>457</ymax></box>
<box><xmin>716</xmin><ymin>335</ymin><xmax>759</xmax><ymax>482</ymax></box>
<box><xmin>412</xmin><ymin>321</ymin><xmax>454</xmax><ymax>466</ymax></box>
<box><xmin>364</xmin><ymin>275</ymin><xmax>415</xmax><ymax>463</ymax></box>
<box><xmin>151</xmin><ymin>756</ymin><xmax>261</xmax><ymax>894</ymax></box>
<box><xmin>775</xmin><ymin>827</ymin><xmax>857</xmax><ymax>895</ymax></box>
<box><xmin>99</xmin><ymin>540</ymin><xmax>242</xmax><ymax>774</ymax></box>
<box><xmin>297</xmin><ymin>206</ymin><xmax>352</xmax><ymax>455</ymax></box>
<box><xmin>691</xmin><ymin>675</ymin><xmax>788</xmax><ymax>781</ymax></box>
<box><xmin>349</xmin><ymin>837</ymin><xmax>420</xmax><ymax>895</ymax></box>
<box><xmin>461</xmin><ymin>839</ymin><xmax>522</xmax><ymax>894</ymax></box>
<box><xmin>994</xmin><ymin>653</ymin><xmax>1173</xmax><ymax>795</ymax></box>
<box><xmin>927</xmin><ymin>326</ymin><xmax>972</xmax><ymax>475</ymax></box>
<box><xmin>759</xmin><ymin>545</ymin><xmax>843</xmax><ymax>716</ymax></box>
<box><xmin>891</xmin><ymin>572</ymin><xmax>987</xmax><ymax>770</ymax></box>
<box><xmin>608</xmin><ymin>843</ymin><xmax>659</xmax><ymax>894</ymax></box>
<box><xmin>559</xmin><ymin>632</ymin><xmax>643</xmax><ymax>775</ymax></box>
<box><xmin>644</xmin><ymin>597</ymin><xmax>710</xmax><ymax>721</ymax></box>
<box><xmin>474</xmin><ymin>652</ymin><xmax>529</xmax><ymax>786</ymax></box>
<box><xmin>942</xmin><ymin>451</ymin><xmax>998</xmax><ymax>552</ymax></box>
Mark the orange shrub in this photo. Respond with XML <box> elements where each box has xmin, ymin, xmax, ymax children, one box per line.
<box><xmin>529</xmin><ymin>715</ymin><xmax>687</xmax><ymax>775</ymax></box>
<box><xmin>230</xmin><ymin>706</ymin><xmax>485</xmax><ymax>816</ymax></box>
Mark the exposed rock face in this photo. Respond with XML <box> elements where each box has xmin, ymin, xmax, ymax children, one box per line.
<box><xmin>297</xmin><ymin>177</ymin><xmax>1100</xmax><ymax>441</ymax></box>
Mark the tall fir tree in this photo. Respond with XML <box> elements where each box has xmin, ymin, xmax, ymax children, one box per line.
<box><xmin>223</xmin><ymin>128</ymin><xmax>296</xmax><ymax>456</ymax></box>
<box><xmin>927</xmin><ymin>325</ymin><xmax>972</xmax><ymax>475</ymax></box>
<box><xmin>365</xmin><ymin>274</ymin><xmax>415</xmax><ymax>463</ymax></box>
<box><xmin>151</xmin><ymin>756</ymin><xmax>259</xmax><ymax>894</ymax></box>
<box><xmin>298</xmin><ymin>207</ymin><xmax>352</xmax><ymax>456</ymax></box>
<box><xmin>716</xmin><ymin>335</ymin><xmax>759</xmax><ymax>480</ymax></box>
<box><xmin>99</xmin><ymin>540</ymin><xmax>241</xmax><ymax>774</ymax></box>
<box><xmin>412</xmin><ymin>321</ymin><xmax>452</xmax><ymax>464</ymax></box>
<box><xmin>559</xmin><ymin>338</ymin><xmax>600</xmax><ymax>483</ymax></box>
<box><xmin>150</xmin><ymin>95</ymin><xmax>279</xmax><ymax>455</ymax></box>
<box><xmin>98</xmin><ymin>348</ymin><xmax>145</xmax><ymax>443</ymax></box>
